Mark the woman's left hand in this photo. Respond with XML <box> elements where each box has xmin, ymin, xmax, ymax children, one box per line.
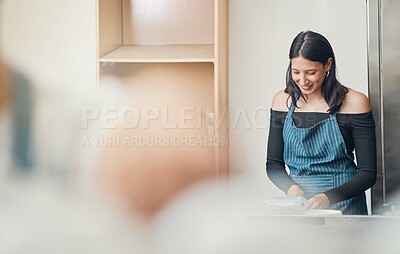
<box><xmin>302</xmin><ymin>194</ymin><xmax>330</xmax><ymax>211</ymax></box>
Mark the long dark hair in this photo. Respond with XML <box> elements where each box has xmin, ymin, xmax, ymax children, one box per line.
<box><xmin>284</xmin><ymin>30</ymin><xmax>348</xmax><ymax>113</ymax></box>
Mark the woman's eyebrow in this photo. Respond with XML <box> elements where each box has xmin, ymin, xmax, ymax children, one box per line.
<box><xmin>291</xmin><ymin>68</ymin><xmax>318</xmax><ymax>71</ymax></box>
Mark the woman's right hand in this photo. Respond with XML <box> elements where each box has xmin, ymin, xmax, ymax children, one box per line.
<box><xmin>287</xmin><ymin>184</ymin><xmax>304</xmax><ymax>197</ymax></box>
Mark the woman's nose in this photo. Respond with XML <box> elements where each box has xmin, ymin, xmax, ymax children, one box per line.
<box><xmin>298</xmin><ymin>75</ymin><xmax>308</xmax><ymax>86</ymax></box>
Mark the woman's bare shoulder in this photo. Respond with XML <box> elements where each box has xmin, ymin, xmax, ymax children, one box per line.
<box><xmin>339</xmin><ymin>88</ymin><xmax>371</xmax><ymax>114</ymax></box>
<box><xmin>271</xmin><ymin>90</ymin><xmax>290</xmax><ymax>111</ymax></box>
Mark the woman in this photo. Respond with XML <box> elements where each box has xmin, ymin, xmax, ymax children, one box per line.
<box><xmin>266</xmin><ymin>30</ymin><xmax>376</xmax><ymax>215</ymax></box>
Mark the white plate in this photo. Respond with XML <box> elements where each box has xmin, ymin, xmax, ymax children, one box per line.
<box><xmin>304</xmin><ymin>209</ymin><xmax>342</xmax><ymax>216</ymax></box>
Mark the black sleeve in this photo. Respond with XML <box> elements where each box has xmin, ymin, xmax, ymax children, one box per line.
<box><xmin>324</xmin><ymin>112</ymin><xmax>377</xmax><ymax>204</ymax></box>
<box><xmin>266</xmin><ymin>110</ymin><xmax>297</xmax><ymax>193</ymax></box>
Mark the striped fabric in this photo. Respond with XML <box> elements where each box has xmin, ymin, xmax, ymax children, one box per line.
<box><xmin>283</xmin><ymin>101</ymin><xmax>367</xmax><ymax>215</ymax></box>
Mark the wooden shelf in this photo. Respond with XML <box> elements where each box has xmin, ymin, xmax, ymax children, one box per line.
<box><xmin>100</xmin><ymin>44</ymin><xmax>214</xmax><ymax>63</ymax></box>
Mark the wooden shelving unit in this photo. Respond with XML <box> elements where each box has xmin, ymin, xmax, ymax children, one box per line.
<box><xmin>96</xmin><ymin>0</ymin><xmax>228</xmax><ymax>177</ymax></box>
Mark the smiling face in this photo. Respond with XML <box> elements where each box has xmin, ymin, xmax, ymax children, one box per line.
<box><xmin>291</xmin><ymin>56</ymin><xmax>331</xmax><ymax>96</ymax></box>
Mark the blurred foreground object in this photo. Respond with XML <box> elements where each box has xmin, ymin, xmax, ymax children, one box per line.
<box><xmin>95</xmin><ymin>138</ymin><xmax>215</xmax><ymax>217</ymax></box>
<box><xmin>0</xmin><ymin>174</ymin><xmax>150</xmax><ymax>254</ymax></box>
<box><xmin>153</xmin><ymin>175</ymin><xmax>400</xmax><ymax>254</ymax></box>
<box><xmin>0</xmin><ymin>59</ymin><xmax>34</xmax><ymax>173</ymax></box>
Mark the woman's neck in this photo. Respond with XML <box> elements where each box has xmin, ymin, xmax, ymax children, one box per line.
<box><xmin>297</xmin><ymin>93</ymin><xmax>328</xmax><ymax>112</ymax></box>
<box><xmin>304</xmin><ymin>92</ymin><xmax>324</xmax><ymax>103</ymax></box>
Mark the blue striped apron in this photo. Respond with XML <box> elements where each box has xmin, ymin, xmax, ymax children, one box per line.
<box><xmin>283</xmin><ymin>101</ymin><xmax>367</xmax><ymax>215</ymax></box>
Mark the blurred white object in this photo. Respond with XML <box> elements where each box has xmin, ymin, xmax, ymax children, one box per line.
<box><xmin>304</xmin><ymin>209</ymin><xmax>343</xmax><ymax>216</ymax></box>
<box><xmin>263</xmin><ymin>196</ymin><xmax>307</xmax><ymax>215</ymax></box>
<box><xmin>0</xmin><ymin>175</ymin><xmax>151</xmax><ymax>254</ymax></box>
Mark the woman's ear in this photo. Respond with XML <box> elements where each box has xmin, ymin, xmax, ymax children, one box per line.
<box><xmin>325</xmin><ymin>57</ymin><xmax>333</xmax><ymax>72</ymax></box>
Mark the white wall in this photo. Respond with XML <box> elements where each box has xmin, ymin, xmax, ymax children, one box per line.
<box><xmin>229</xmin><ymin>0</ymin><xmax>368</xmax><ymax>202</ymax></box>
<box><xmin>0</xmin><ymin>0</ymin><xmax>97</xmax><ymax>89</ymax></box>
